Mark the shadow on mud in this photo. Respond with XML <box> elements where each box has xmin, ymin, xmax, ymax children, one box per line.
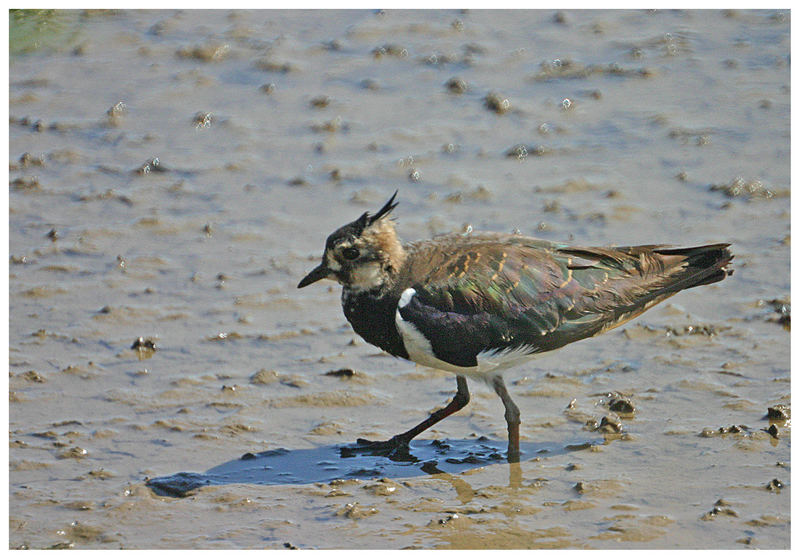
<box><xmin>146</xmin><ymin>436</ymin><xmax>600</xmax><ymax>497</ymax></box>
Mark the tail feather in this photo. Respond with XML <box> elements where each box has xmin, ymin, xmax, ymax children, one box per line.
<box><xmin>594</xmin><ymin>243</ymin><xmax>734</xmax><ymax>336</ymax></box>
<box><xmin>654</xmin><ymin>243</ymin><xmax>734</xmax><ymax>290</ymax></box>
<box><xmin>523</xmin><ymin>242</ymin><xmax>734</xmax><ymax>352</ymax></box>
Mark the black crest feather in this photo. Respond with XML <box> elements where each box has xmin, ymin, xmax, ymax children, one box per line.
<box><xmin>367</xmin><ymin>190</ymin><xmax>399</xmax><ymax>226</ymax></box>
<box><xmin>346</xmin><ymin>191</ymin><xmax>399</xmax><ymax>237</ymax></box>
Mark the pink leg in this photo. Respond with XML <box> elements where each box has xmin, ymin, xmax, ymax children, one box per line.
<box><xmin>357</xmin><ymin>375</ymin><xmax>470</xmax><ymax>449</ymax></box>
<box><xmin>492</xmin><ymin>375</ymin><xmax>521</xmax><ymax>462</ymax></box>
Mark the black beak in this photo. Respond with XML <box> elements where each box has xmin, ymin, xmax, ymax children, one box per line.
<box><xmin>297</xmin><ymin>262</ymin><xmax>331</xmax><ymax>288</ymax></box>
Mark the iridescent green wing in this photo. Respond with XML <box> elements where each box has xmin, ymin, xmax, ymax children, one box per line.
<box><xmin>399</xmin><ymin>237</ymin><xmax>729</xmax><ymax>364</ymax></box>
<box><xmin>399</xmin><ymin>237</ymin><xmax>596</xmax><ymax>363</ymax></box>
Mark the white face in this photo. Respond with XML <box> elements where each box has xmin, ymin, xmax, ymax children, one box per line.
<box><xmin>346</xmin><ymin>260</ymin><xmax>385</xmax><ymax>291</ymax></box>
<box><xmin>324</xmin><ymin>238</ymin><xmax>388</xmax><ymax>292</ymax></box>
<box><xmin>325</xmin><ymin>252</ymin><xmax>342</xmax><ymax>272</ymax></box>
<box><xmin>314</xmin><ymin>212</ymin><xmax>405</xmax><ymax>293</ymax></box>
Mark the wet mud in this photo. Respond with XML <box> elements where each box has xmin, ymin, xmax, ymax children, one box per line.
<box><xmin>9</xmin><ymin>9</ymin><xmax>790</xmax><ymax>549</ymax></box>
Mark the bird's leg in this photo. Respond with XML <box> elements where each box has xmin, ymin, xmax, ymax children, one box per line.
<box><xmin>492</xmin><ymin>375</ymin><xmax>521</xmax><ymax>463</ymax></box>
<box><xmin>356</xmin><ymin>375</ymin><xmax>470</xmax><ymax>450</ymax></box>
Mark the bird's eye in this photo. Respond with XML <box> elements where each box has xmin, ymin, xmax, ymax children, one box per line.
<box><xmin>342</xmin><ymin>247</ymin><xmax>360</xmax><ymax>260</ymax></box>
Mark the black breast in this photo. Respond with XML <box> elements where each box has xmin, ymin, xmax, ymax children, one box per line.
<box><xmin>342</xmin><ymin>289</ymin><xmax>408</xmax><ymax>359</ymax></box>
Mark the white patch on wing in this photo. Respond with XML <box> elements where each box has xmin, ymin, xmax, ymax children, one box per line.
<box><xmin>398</xmin><ymin>287</ymin><xmax>416</xmax><ymax>308</ymax></box>
<box><xmin>394</xmin><ymin>291</ymin><xmax>538</xmax><ymax>381</ymax></box>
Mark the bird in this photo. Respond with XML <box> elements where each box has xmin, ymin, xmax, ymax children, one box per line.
<box><xmin>298</xmin><ymin>192</ymin><xmax>733</xmax><ymax>461</ymax></box>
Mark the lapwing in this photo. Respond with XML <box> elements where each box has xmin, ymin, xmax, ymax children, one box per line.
<box><xmin>298</xmin><ymin>192</ymin><xmax>733</xmax><ymax>461</ymax></box>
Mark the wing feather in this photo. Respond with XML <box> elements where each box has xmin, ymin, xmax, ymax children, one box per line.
<box><xmin>395</xmin><ymin>234</ymin><xmax>730</xmax><ymax>368</ymax></box>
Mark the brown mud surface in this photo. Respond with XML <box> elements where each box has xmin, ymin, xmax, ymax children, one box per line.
<box><xmin>9</xmin><ymin>9</ymin><xmax>789</xmax><ymax>549</ymax></box>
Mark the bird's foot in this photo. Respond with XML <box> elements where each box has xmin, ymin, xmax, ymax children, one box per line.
<box><xmin>354</xmin><ymin>434</ymin><xmax>409</xmax><ymax>450</ymax></box>
<box><xmin>340</xmin><ymin>435</ymin><xmax>413</xmax><ymax>459</ymax></box>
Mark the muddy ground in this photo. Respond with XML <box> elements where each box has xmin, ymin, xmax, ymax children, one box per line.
<box><xmin>8</xmin><ymin>9</ymin><xmax>790</xmax><ymax>549</ymax></box>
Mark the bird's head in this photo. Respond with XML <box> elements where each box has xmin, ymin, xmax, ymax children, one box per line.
<box><xmin>298</xmin><ymin>191</ymin><xmax>405</xmax><ymax>292</ymax></box>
